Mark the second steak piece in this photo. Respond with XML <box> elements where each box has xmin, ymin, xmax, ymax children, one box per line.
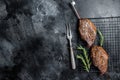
<box><xmin>91</xmin><ymin>45</ymin><xmax>109</xmax><ymax>75</ymax></box>
<box><xmin>79</xmin><ymin>19</ymin><xmax>97</xmax><ymax>47</ymax></box>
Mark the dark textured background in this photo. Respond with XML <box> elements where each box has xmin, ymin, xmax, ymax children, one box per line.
<box><xmin>0</xmin><ymin>0</ymin><xmax>120</xmax><ymax>80</ymax></box>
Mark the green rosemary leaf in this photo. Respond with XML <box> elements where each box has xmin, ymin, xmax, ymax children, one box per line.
<box><xmin>97</xmin><ymin>29</ymin><xmax>104</xmax><ymax>46</ymax></box>
<box><xmin>77</xmin><ymin>46</ymin><xmax>91</xmax><ymax>72</ymax></box>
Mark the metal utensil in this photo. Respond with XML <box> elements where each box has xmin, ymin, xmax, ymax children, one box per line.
<box><xmin>71</xmin><ymin>0</ymin><xmax>81</xmax><ymax>19</ymax></box>
<box><xmin>66</xmin><ymin>23</ymin><xmax>76</xmax><ymax>69</ymax></box>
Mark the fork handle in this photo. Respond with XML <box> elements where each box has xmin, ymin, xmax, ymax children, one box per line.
<box><xmin>70</xmin><ymin>45</ymin><xmax>76</xmax><ymax>69</ymax></box>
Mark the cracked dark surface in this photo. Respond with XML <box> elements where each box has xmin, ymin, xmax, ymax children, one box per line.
<box><xmin>0</xmin><ymin>0</ymin><xmax>120</xmax><ymax>80</ymax></box>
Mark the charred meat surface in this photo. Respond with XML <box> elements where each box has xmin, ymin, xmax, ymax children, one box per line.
<box><xmin>91</xmin><ymin>45</ymin><xmax>109</xmax><ymax>75</ymax></box>
<box><xmin>79</xmin><ymin>18</ymin><xmax>97</xmax><ymax>47</ymax></box>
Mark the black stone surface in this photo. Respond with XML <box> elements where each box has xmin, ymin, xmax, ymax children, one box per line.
<box><xmin>0</xmin><ymin>0</ymin><xmax>120</xmax><ymax>80</ymax></box>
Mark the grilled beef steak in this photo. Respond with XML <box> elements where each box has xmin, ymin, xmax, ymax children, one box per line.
<box><xmin>91</xmin><ymin>45</ymin><xmax>109</xmax><ymax>75</ymax></box>
<box><xmin>79</xmin><ymin>18</ymin><xmax>97</xmax><ymax>48</ymax></box>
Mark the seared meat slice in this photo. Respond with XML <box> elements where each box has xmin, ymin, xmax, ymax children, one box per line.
<box><xmin>79</xmin><ymin>18</ymin><xmax>97</xmax><ymax>48</ymax></box>
<box><xmin>91</xmin><ymin>45</ymin><xmax>109</xmax><ymax>75</ymax></box>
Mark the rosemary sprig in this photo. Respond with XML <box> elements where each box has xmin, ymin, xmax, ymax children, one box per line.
<box><xmin>77</xmin><ymin>55</ymin><xmax>89</xmax><ymax>72</ymax></box>
<box><xmin>77</xmin><ymin>45</ymin><xmax>91</xmax><ymax>72</ymax></box>
<box><xmin>97</xmin><ymin>29</ymin><xmax>104</xmax><ymax>46</ymax></box>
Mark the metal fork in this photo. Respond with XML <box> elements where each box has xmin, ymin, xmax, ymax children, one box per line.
<box><xmin>66</xmin><ymin>23</ymin><xmax>76</xmax><ymax>69</ymax></box>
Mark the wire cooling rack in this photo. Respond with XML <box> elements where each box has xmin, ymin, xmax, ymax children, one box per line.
<box><xmin>78</xmin><ymin>17</ymin><xmax>120</xmax><ymax>72</ymax></box>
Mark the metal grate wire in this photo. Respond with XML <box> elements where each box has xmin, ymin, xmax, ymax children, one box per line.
<box><xmin>78</xmin><ymin>17</ymin><xmax>120</xmax><ymax>72</ymax></box>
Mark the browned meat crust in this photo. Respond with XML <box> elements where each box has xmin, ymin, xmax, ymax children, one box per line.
<box><xmin>91</xmin><ymin>45</ymin><xmax>109</xmax><ymax>75</ymax></box>
<box><xmin>79</xmin><ymin>18</ymin><xmax>97</xmax><ymax>48</ymax></box>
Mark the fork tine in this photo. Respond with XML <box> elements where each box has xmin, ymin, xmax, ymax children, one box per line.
<box><xmin>66</xmin><ymin>24</ymin><xmax>69</xmax><ymax>37</ymax></box>
<box><xmin>69</xmin><ymin>23</ymin><xmax>72</xmax><ymax>37</ymax></box>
